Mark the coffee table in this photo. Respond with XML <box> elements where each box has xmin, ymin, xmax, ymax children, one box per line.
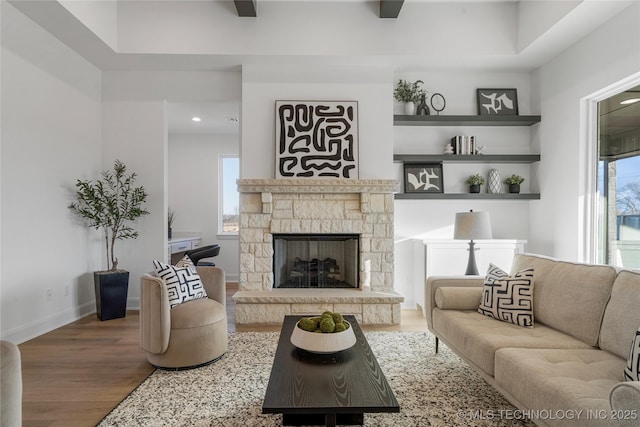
<box><xmin>262</xmin><ymin>315</ymin><xmax>399</xmax><ymax>426</ymax></box>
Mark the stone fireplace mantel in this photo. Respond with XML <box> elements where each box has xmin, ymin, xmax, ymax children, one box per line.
<box><xmin>233</xmin><ymin>178</ymin><xmax>403</xmax><ymax>326</ymax></box>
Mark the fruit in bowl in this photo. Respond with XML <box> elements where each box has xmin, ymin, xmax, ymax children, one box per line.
<box><xmin>291</xmin><ymin>311</ymin><xmax>356</xmax><ymax>354</ymax></box>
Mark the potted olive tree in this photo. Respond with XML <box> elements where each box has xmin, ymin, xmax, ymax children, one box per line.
<box><xmin>68</xmin><ymin>160</ymin><xmax>149</xmax><ymax>320</ymax></box>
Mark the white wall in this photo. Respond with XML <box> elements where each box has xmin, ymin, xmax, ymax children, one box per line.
<box><xmin>531</xmin><ymin>3</ymin><xmax>640</xmax><ymax>260</ymax></box>
<box><xmin>241</xmin><ymin>64</ymin><xmax>394</xmax><ymax>179</ymax></box>
<box><xmin>101</xmin><ymin>70</ymin><xmax>241</xmax><ymax>306</ymax></box>
<box><xmin>168</xmin><ymin>134</ymin><xmax>240</xmax><ymax>280</ymax></box>
<box><xmin>1</xmin><ymin>3</ymin><xmax>103</xmax><ymax>342</ymax></box>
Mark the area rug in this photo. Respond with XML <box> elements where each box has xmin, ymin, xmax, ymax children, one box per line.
<box><xmin>99</xmin><ymin>331</ymin><xmax>535</xmax><ymax>426</ymax></box>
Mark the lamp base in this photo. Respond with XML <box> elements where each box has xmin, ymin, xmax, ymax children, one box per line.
<box><xmin>465</xmin><ymin>240</ymin><xmax>479</xmax><ymax>275</ymax></box>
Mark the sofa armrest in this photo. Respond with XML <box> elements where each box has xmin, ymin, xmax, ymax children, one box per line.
<box><xmin>1</xmin><ymin>341</ymin><xmax>21</xmax><ymax>427</ymax></box>
<box><xmin>435</xmin><ymin>287</ymin><xmax>483</xmax><ymax>310</ymax></box>
<box><xmin>140</xmin><ymin>274</ymin><xmax>171</xmax><ymax>354</ymax></box>
<box><xmin>196</xmin><ymin>266</ymin><xmax>226</xmax><ymax>308</ymax></box>
<box><xmin>425</xmin><ymin>276</ymin><xmax>484</xmax><ymax>330</ymax></box>
<box><xmin>610</xmin><ymin>381</ymin><xmax>640</xmax><ymax>413</ymax></box>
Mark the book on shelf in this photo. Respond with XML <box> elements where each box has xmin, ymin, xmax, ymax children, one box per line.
<box><xmin>450</xmin><ymin>135</ymin><xmax>476</xmax><ymax>155</ymax></box>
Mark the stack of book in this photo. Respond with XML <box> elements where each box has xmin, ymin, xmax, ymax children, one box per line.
<box><xmin>450</xmin><ymin>135</ymin><xmax>476</xmax><ymax>155</ymax></box>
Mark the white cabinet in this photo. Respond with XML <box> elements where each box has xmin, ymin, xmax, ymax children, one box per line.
<box><xmin>418</xmin><ymin>239</ymin><xmax>526</xmax><ymax>316</ymax></box>
<box><xmin>167</xmin><ymin>234</ymin><xmax>202</xmax><ymax>263</ymax></box>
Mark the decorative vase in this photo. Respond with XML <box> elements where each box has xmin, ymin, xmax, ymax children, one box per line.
<box><xmin>94</xmin><ymin>270</ymin><xmax>129</xmax><ymax>321</ymax></box>
<box><xmin>469</xmin><ymin>184</ymin><xmax>481</xmax><ymax>193</ymax></box>
<box><xmin>509</xmin><ymin>183</ymin><xmax>521</xmax><ymax>194</ymax></box>
<box><xmin>488</xmin><ymin>169</ymin><xmax>501</xmax><ymax>194</ymax></box>
<box><xmin>416</xmin><ymin>94</ymin><xmax>430</xmax><ymax>116</ymax></box>
<box><xmin>404</xmin><ymin>101</ymin><xmax>416</xmax><ymax>115</ymax></box>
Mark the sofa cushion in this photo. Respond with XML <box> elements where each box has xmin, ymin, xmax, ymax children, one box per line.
<box><xmin>432</xmin><ymin>308</ymin><xmax>592</xmax><ymax>376</ymax></box>
<box><xmin>153</xmin><ymin>260</ymin><xmax>208</xmax><ymax>308</ymax></box>
<box><xmin>600</xmin><ymin>270</ymin><xmax>640</xmax><ymax>359</ymax></box>
<box><xmin>170</xmin><ymin>297</ymin><xmax>226</xmax><ymax>329</ymax></box>
<box><xmin>435</xmin><ymin>286</ymin><xmax>482</xmax><ymax>310</ymax></box>
<box><xmin>624</xmin><ymin>327</ymin><xmax>640</xmax><ymax>381</ymax></box>
<box><xmin>511</xmin><ymin>253</ymin><xmax>617</xmax><ymax>346</ymax></box>
<box><xmin>478</xmin><ymin>264</ymin><xmax>534</xmax><ymax>328</ymax></box>
<box><xmin>495</xmin><ymin>348</ymin><xmax>627</xmax><ymax>427</ymax></box>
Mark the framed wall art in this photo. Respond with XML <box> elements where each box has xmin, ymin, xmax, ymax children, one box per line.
<box><xmin>404</xmin><ymin>163</ymin><xmax>444</xmax><ymax>193</ymax></box>
<box><xmin>275</xmin><ymin>100</ymin><xmax>358</xmax><ymax>179</ymax></box>
<box><xmin>476</xmin><ymin>88</ymin><xmax>518</xmax><ymax>116</ymax></box>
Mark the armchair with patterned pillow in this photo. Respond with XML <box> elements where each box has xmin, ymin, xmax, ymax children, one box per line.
<box><xmin>140</xmin><ymin>264</ymin><xmax>228</xmax><ymax>369</ymax></box>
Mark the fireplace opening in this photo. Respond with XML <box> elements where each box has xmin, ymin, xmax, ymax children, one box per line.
<box><xmin>273</xmin><ymin>234</ymin><xmax>360</xmax><ymax>289</ymax></box>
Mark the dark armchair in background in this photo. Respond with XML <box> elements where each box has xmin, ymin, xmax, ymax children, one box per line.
<box><xmin>185</xmin><ymin>244</ymin><xmax>220</xmax><ymax>266</ymax></box>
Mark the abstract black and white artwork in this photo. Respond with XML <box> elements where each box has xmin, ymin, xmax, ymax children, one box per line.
<box><xmin>404</xmin><ymin>163</ymin><xmax>444</xmax><ymax>193</ymax></box>
<box><xmin>275</xmin><ymin>101</ymin><xmax>358</xmax><ymax>178</ymax></box>
<box><xmin>476</xmin><ymin>88</ymin><xmax>519</xmax><ymax>116</ymax></box>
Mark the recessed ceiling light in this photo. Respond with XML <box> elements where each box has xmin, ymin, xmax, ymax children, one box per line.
<box><xmin>620</xmin><ymin>98</ymin><xmax>640</xmax><ymax>105</ymax></box>
<box><xmin>192</xmin><ymin>117</ymin><xmax>201</xmax><ymax>122</ymax></box>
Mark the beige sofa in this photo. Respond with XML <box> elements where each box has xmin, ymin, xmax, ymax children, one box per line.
<box><xmin>425</xmin><ymin>253</ymin><xmax>640</xmax><ymax>427</ymax></box>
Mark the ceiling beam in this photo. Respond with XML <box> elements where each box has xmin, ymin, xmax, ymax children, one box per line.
<box><xmin>380</xmin><ymin>0</ymin><xmax>404</xmax><ymax>19</ymax></box>
<box><xmin>234</xmin><ymin>0</ymin><xmax>257</xmax><ymax>17</ymax></box>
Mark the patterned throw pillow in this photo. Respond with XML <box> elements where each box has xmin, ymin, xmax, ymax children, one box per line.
<box><xmin>153</xmin><ymin>260</ymin><xmax>207</xmax><ymax>308</ymax></box>
<box><xmin>174</xmin><ymin>254</ymin><xmax>196</xmax><ymax>271</ymax></box>
<box><xmin>478</xmin><ymin>263</ymin><xmax>535</xmax><ymax>328</ymax></box>
<box><xmin>624</xmin><ymin>327</ymin><xmax>640</xmax><ymax>381</ymax></box>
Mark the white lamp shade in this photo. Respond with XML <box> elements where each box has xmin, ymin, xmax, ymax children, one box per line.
<box><xmin>454</xmin><ymin>211</ymin><xmax>492</xmax><ymax>240</ymax></box>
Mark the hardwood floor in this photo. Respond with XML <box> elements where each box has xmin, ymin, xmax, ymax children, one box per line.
<box><xmin>18</xmin><ymin>283</ymin><xmax>427</xmax><ymax>426</ymax></box>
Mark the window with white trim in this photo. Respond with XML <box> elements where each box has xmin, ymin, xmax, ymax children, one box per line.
<box><xmin>596</xmin><ymin>88</ymin><xmax>640</xmax><ymax>268</ymax></box>
<box><xmin>219</xmin><ymin>155</ymin><xmax>239</xmax><ymax>234</ymax></box>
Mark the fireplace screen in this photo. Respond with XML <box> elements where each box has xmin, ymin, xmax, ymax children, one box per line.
<box><xmin>273</xmin><ymin>234</ymin><xmax>359</xmax><ymax>288</ymax></box>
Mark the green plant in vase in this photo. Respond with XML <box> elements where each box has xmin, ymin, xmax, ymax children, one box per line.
<box><xmin>465</xmin><ymin>174</ymin><xmax>485</xmax><ymax>193</ymax></box>
<box><xmin>394</xmin><ymin>79</ymin><xmax>427</xmax><ymax>115</ymax></box>
<box><xmin>68</xmin><ymin>159</ymin><xmax>149</xmax><ymax>320</ymax></box>
<box><xmin>504</xmin><ymin>174</ymin><xmax>525</xmax><ymax>193</ymax></box>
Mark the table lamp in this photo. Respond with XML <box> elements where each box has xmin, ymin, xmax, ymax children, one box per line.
<box><xmin>453</xmin><ymin>210</ymin><xmax>492</xmax><ymax>275</ymax></box>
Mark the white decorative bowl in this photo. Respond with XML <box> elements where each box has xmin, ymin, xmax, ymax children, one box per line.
<box><xmin>290</xmin><ymin>319</ymin><xmax>357</xmax><ymax>354</ymax></box>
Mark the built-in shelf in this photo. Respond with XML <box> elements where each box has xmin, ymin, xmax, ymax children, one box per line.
<box><xmin>393</xmin><ymin>115</ymin><xmax>542</xmax><ymax>126</ymax></box>
<box><xmin>394</xmin><ymin>193</ymin><xmax>540</xmax><ymax>200</ymax></box>
<box><xmin>394</xmin><ymin>154</ymin><xmax>540</xmax><ymax>164</ymax></box>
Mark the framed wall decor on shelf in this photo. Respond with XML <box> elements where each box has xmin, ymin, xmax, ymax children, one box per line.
<box><xmin>403</xmin><ymin>163</ymin><xmax>444</xmax><ymax>194</ymax></box>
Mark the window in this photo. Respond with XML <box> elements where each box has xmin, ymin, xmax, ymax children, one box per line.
<box><xmin>596</xmin><ymin>88</ymin><xmax>640</xmax><ymax>268</ymax></box>
<box><xmin>219</xmin><ymin>155</ymin><xmax>239</xmax><ymax>234</ymax></box>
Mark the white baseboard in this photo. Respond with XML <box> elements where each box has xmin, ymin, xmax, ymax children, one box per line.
<box><xmin>1</xmin><ymin>301</ymin><xmax>96</xmax><ymax>344</ymax></box>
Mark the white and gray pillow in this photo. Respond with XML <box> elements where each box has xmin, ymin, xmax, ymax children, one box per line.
<box><xmin>153</xmin><ymin>260</ymin><xmax>207</xmax><ymax>308</ymax></box>
<box><xmin>478</xmin><ymin>263</ymin><xmax>535</xmax><ymax>328</ymax></box>
<box><xmin>624</xmin><ymin>326</ymin><xmax>640</xmax><ymax>381</ymax></box>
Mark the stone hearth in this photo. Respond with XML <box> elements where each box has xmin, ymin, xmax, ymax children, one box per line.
<box><xmin>233</xmin><ymin>179</ymin><xmax>404</xmax><ymax>326</ymax></box>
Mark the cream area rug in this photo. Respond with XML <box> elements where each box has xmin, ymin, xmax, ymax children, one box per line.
<box><xmin>99</xmin><ymin>331</ymin><xmax>535</xmax><ymax>426</ymax></box>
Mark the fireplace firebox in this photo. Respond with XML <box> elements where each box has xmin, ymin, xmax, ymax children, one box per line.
<box><xmin>273</xmin><ymin>234</ymin><xmax>359</xmax><ymax>289</ymax></box>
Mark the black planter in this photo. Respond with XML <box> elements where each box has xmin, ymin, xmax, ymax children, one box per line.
<box><xmin>469</xmin><ymin>184</ymin><xmax>481</xmax><ymax>193</ymax></box>
<box><xmin>94</xmin><ymin>270</ymin><xmax>129</xmax><ymax>321</ymax></box>
<box><xmin>508</xmin><ymin>183</ymin><xmax>521</xmax><ymax>193</ymax></box>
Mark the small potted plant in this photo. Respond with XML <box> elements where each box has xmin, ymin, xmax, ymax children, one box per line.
<box><xmin>68</xmin><ymin>159</ymin><xmax>149</xmax><ymax>320</ymax></box>
<box><xmin>394</xmin><ymin>79</ymin><xmax>427</xmax><ymax>115</ymax></box>
<box><xmin>504</xmin><ymin>174</ymin><xmax>525</xmax><ymax>193</ymax></box>
<box><xmin>168</xmin><ymin>207</ymin><xmax>176</xmax><ymax>239</ymax></box>
<box><xmin>465</xmin><ymin>174</ymin><xmax>485</xmax><ymax>193</ymax></box>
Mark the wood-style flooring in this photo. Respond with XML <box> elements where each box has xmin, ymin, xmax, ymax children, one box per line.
<box><xmin>18</xmin><ymin>283</ymin><xmax>427</xmax><ymax>426</ymax></box>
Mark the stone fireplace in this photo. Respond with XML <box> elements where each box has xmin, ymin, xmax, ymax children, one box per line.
<box><xmin>233</xmin><ymin>178</ymin><xmax>404</xmax><ymax>326</ymax></box>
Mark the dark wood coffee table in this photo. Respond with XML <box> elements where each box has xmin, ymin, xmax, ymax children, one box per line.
<box><xmin>262</xmin><ymin>315</ymin><xmax>399</xmax><ymax>426</ymax></box>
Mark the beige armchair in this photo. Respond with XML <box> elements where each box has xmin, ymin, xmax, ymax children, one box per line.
<box><xmin>140</xmin><ymin>266</ymin><xmax>228</xmax><ymax>369</ymax></box>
